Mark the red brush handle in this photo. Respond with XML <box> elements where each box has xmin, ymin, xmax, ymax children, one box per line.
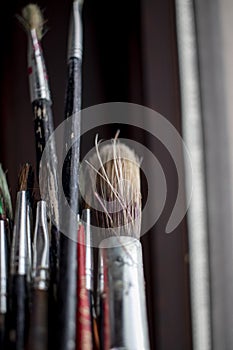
<box><xmin>76</xmin><ymin>224</ymin><xmax>92</xmax><ymax>350</ymax></box>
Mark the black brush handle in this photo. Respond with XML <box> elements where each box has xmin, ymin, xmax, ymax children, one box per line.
<box><xmin>9</xmin><ymin>275</ymin><xmax>28</xmax><ymax>350</ymax></box>
<box><xmin>63</xmin><ymin>57</ymin><xmax>82</xmax><ymax>208</ymax></box>
<box><xmin>65</xmin><ymin>58</ymin><xmax>82</xmax><ymax>118</ymax></box>
<box><xmin>32</xmin><ymin>99</ymin><xmax>55</xmax><ymax>179</ymax></box>
<box><xmin>33</xmin><ymin>98</ymin><xmax>60</xmax><ymax>308</ymax></box>
<box><xmin>0</xmin><ymin>314</ymin><xmax>6</xmax><ymax>348</ymax></box>
<box><xmin>58</xmin><ymin>57</ymin><xmax>82</xmax><ymax>350</ymax></box>
<box><xmin>27</xmin><ymin>290</ymin><xmax>48</xmax><ymax>350</ymax></box>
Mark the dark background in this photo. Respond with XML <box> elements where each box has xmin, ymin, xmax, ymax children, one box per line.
<box><xmin>0</xmin><ymin>1</ymin><xmax>192</xmax><ymax>349</ymax></box>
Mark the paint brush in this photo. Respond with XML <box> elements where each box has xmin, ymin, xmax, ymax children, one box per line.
<box><xmin>9</xmin><ymin>164</ymin><xmax>33</xmax><ymax>350</ymax></box>
<box><xmin>58</xmin><ymin>1</ymin><xmax>84</xmax><ymax>349</ymax></box>
<box><xmin>18</xmin><ymin>163</ymin><xmax>34</xmax><ymax>285</ymax></box>
<box><xmin>20</xmin><ymin>2</ymin><xmax>59</xmax><ymax>260</ymax></box>
<box><xmin>20</xmin><ymin>5</ymin><xmax>60</xmax><ymax>330</ymax></box>
<box><xmin>84</xmin><ymin>139</ymin><xmax>150</xmax><ymax>349</ymax></box>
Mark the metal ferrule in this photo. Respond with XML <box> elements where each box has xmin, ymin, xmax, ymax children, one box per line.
<box><xmin>0</xmin><ymin>220</ymin><xmax>7</xmax><ymax>314</ymax></box>
<box><xmin>99</xmin><ymin>236</ymin><xmax>150</xmax><ymax>350</ymax></box>
<box><xmin>67</xmin><ymin>0</ymin><xmax>83</xmax><ymax>60</ymax></box>
<box><xmin>82</xmin><ymin>209</ymin><xmax>93</xmax><ymax>291</ymax></box>
<box><xmin>26</xmin><ymin>204</ymin><xmax>32</xmax><ymax>283</ymax></box>
<box><xmin>98</xmin><ymin>252</ymin><xmax>104</xmax><ymax>295</ymax></box>
<box><xmin>32</xmin><ymin>201</ymin><xmax>49</xmax><ymax>291</ymax></box>
<box><xmin>28</xmin><ymin>28</ymin><xmax>51</xmax><ymax>102</ymax></box>
<box><xmin>10</xmin><ymin>191</ymin><xmax>28</xmax><ymax>276</ymax></box>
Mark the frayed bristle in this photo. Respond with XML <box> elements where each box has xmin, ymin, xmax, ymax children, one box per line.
<box><xmin>83</xmin><ymin>137</ymin><xmax>142</xmax><ymax>239</ymax></box>
<box><xmin>0</xmin><ymin>164</ymin><xmax>12</xmax><ymax>221</ymax></box>
<box><xmin>18</xmin><ymin>163</ymin><xmax>34</xmax><ymax>192</ymax></box>
<box><xmin>21</xmin><ymin>4</ymin><xmax>45</xmax><ymax>40</ymax></box>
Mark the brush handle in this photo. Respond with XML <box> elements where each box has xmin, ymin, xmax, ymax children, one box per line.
<box><xmin>63</xmin><ymin>57</ymin><xmax>82</xmax><ymax>209</ymax></box>
<box><xmin>9</xmin><ymin>275</ymin><xmax>28</xmax><ymax>350</ymax></box>
<box><xmin>65</xmin><ymin>58</ymin><xmax>82</xmax><ymax>117</ymax></box>
<box><xmin>98</xmin><ymin>293</ymin><xmax>110</xmax><ymax>350</ymax></box>
<box><xmin>50</xmin><ymin>224</ymin><xmax>60</xmax><ymax>287</ymax></box>
<box><xmin>0</xmin><ymin>314</ymin><xmax>6</xmax><ymax>348</ymax></box>
<box><xmin>58</xmin><ymin>236</ymin><xmax>77</xmax><ymax>350</ymax></box>
<box><xmin>76</xmin><ymin>225</ymin><xmax>92</xmax><ymax>350</ymax></box>
<box><xmin>58</xmin><ymin>57</ymin><xmax>82</xmax><ymax>350</ymax></box>
<box><xmin>32</xmin><ymin>99</ymin><xmax>55</xmax><ymax>178</ymax></box>
<box><xmin>27</xmin><ymin>290</ymin><xmax>48</xmax><ymax>350</ymax></box>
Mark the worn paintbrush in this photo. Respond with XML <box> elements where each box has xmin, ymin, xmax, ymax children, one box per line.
<box><xmin>58</xmin><ymin>1</ymin><xmax>84</xmax><ymax>349</ymax></box>
<box><xmin>20</xmin><ymin>4</ymin><xmax>60</xmax><ymax>287</ymax></box>
<box><xmin>85</xmin><ymin>139</ymin><xmax>150</xmax><ymax>349</ymax></box>
<box><xmin>9</xmin><ymin>164</ymin><xmax>33</xmax><ymax>350</ymax></box>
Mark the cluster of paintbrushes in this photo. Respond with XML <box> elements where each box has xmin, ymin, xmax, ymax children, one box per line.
<box><xmin>0</xmin><ymin>1</ymin><xmax>150</xmax><ymax>349</ymax></box>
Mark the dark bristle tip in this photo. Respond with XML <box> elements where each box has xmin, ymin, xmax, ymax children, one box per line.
<box><xmin>18</xmin><ymin>163</ymin><xmax>34</xmax><ymax>192</ymax></box>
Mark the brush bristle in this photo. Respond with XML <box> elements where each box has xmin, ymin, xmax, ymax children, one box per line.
<box><xmin>18</xmin><ymin>163</ymin><xmax>33</xmax><ymax>192</ymax></box>
<box><xmin>0</xmin><ymin>193</ymin><xmax>5</xmax><ymax>219</ymax></box>
<box><xmin>84</xmin><ymin>139</ymin><xmax>142</xmax><ymax>239</ymax></box>
<box><xmin>21</xmin><ymin>4</ymin><xmax>44</xmax><ymax>40</ymax></box>
<box><xmin>0</xmin><ymin>164</ymin><xmax>12</xmax><ymax>221</ymax></box>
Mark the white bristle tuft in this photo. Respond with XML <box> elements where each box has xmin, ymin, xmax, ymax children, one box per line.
<box><xmin>83</xmin><ymin>137</ymin><xmax>142</xmax><ymax>239</ymax></box>
<box><xmin>21</xmin><ymin>4</ymin><xmax>44</xmax><ymax>40</ymax></box>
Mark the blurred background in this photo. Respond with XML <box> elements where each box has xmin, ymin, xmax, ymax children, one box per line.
<box><xmin>0</xmin><ymin>0</ymin><xmax>233</xmax><ymax>349</ymax></box>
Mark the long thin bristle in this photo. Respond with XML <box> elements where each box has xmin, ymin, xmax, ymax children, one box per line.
<box><xmin>21</xmin><ymin>4</ymin><xmax>44</xmax><ymax>40</ymax></box>
<box><xmin>18</xmin><ymin>163</ymin><xmax>34</xmax><ymax>192</ymax></box>
<box><xmin>0</xmin><ymin>164</ymin><xmax>13</xmax><ymax>221</ymax></box>
<box><xmin>84</xmin><ymin>138</ymin><xmax>142</xmax><ymax>239</ymax></box>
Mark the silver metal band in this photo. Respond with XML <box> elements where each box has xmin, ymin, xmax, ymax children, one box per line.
<box><xmin>67</xmin><ymin>1</ymin><xmax>83</xmax><ymax>60</ymax></box>
<box><xmin>33</xmin><ymin>200</ymin><xmax>49</xmax><ymax>291</ymax></box>
<box><xmin>28</xmin><ymin>29</ymin><xmax>51</xmax><ymax>102</ymax></box>
<box><xmin>99</xmin><ymin>236</ymin><xmax>150</xmax><ymax>350</ymax></box>
<box><xmin>11</xmin><ymin>191</ymin><xmax>28</xmax><ymax>276</ymax></box>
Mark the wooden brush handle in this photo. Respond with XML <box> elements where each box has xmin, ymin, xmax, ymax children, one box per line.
<box><xmin>27</xmin><ymin>290</ymin><xmax>48</xmax><ymax>350</ymax></box>
<box><xmin>0</xmin><ymin>314</ymin><xmax>6</xmax><ymax>348</ymax></box>
<box><xmin>9</xmin><ymin>275</ymin><xmax>28</xmax><ymax>350</ymax></box>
